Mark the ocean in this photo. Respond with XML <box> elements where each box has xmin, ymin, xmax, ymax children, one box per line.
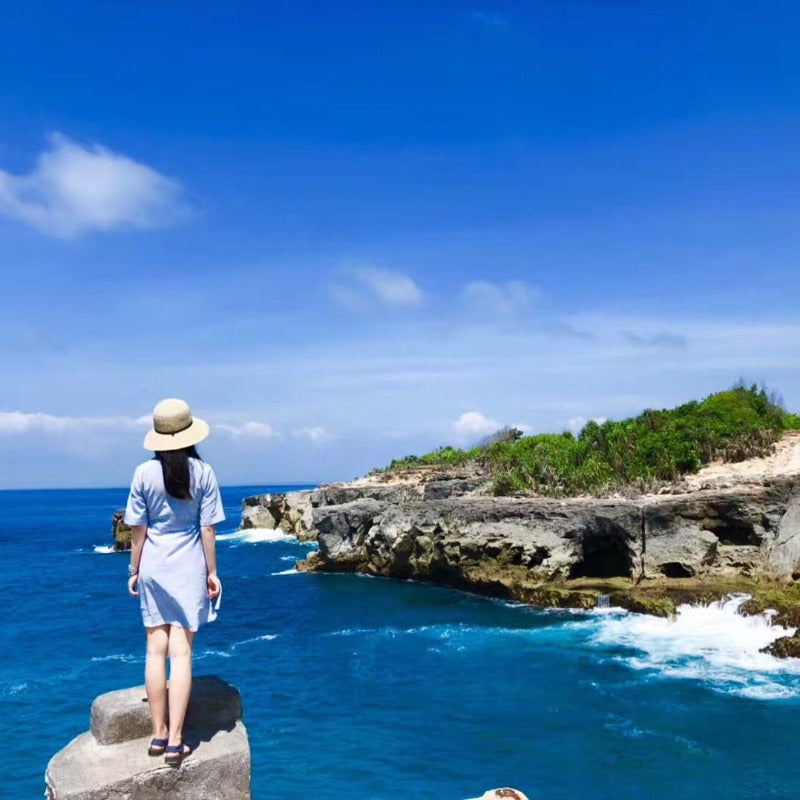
<box><xmin>3</xmin><ymin>486</ymin><xmax>800</xmax><ymax>799</ymax></box>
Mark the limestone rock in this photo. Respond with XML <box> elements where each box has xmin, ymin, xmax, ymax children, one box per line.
<box><xmin>247</xmin><ymin>477</ymin><xmax>800</xmax><ymax>613</ymax></box>
<box><xmin>240</xmin><ymin>494</ymin><xmax>278</xmax><ymax>530</ymax></box>
<box><xmin>240</xmin><ymin>491</ymin><xmax>316</xmax><ymax>540</ymax></box>
<box><xmin>112</xmin><ymin>509</ymin><xmax>131</xmax><ymax>552</ymax></box>
<box><xmin>90</xmin><ymin>676</ymin><xmax>241</xmax><ymax>745</ymax></box>
<box><xmin>765</xmin><ymin>487</ymin><xmax>800</xmax><ymax>577</ymax></box>
<box><xmin>313</xmin><ymin>483</ymin><xmax>425</xmax><ymax>506</ymax></box>
<box><xmin>298</xmin><ymin>479</ymin><xmax>800</xmax><ymax>597</ymax></box>
<box><xmin>641</xmin><ymin>484</ymin><xmax>793</xmax><ymax>579</ymax></box>
<box><xmin>761</xmin><ymin>634</ymin><xmax>800</xmax><ymax>658</ymax></box>
<box><xmin>468</xmin><ymin>790</ymin><xmax>530</xmax><ymax>800</ymax></box>
<box><xmin>46</xmin><ymin>676</ymin><xmax>250</xmax><ymax>800</ymax></box>
<box><xmin>421</xmin><ymin>478</ymin><xmax>488</xmax><ymax>500</ymax></box>
<box><xmin>313</xmin><ymin>498</ymin><xmax>386</xmax><ymax>568</ymax></box>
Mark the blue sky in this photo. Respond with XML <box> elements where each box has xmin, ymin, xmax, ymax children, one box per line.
<box><xmin>2</xmin><ymin>1</ymin><xmax>800</xmax><ymax>488</ymax></box>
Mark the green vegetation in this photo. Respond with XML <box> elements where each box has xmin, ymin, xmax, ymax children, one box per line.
<box><xmin>379</xmin><ymin>384</ymin><xmax>800</xmax><ymax>497</ymax></box>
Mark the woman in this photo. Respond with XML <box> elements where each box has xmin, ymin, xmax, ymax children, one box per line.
<box><xmin>124</xmin><ymin>398</ymin><xmax>225</xmax><ymax>767</ymax></box>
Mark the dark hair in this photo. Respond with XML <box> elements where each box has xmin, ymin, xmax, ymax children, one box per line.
<box><xmin>155</xmin><ymin>445</ymin><xmax>202</xmax><ymax>500</ymax></box>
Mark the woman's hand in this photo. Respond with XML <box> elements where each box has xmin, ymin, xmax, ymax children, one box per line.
<box><xmin>127</xmin><ymin>573</ymin><xmax>139</xmax><ymax>596</ymax></box>
<box><xmin>207</xmin><ymin>572</ymin><xmax>221</xmax><ymax>600</ymax></box>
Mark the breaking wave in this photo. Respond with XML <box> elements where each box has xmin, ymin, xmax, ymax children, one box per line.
<box><xmin>216</xmin><ymin>528</ymin><xmax>297</xmax><ymax>544</ymax></box>
<box><xmin>590</xmin><ymin>594</ymin><xmax>800</xmax><ymax>699</ymax></box>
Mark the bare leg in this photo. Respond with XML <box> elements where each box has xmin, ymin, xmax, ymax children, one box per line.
<box><xmin>167</xmin><ymin>625</ymin><xmax>195</xmax><ymax>748</ymax></box>
<box><xmin>144</xmin><ymin>625</ymin><xmax>170</xmax><ymax>740</ymax></box>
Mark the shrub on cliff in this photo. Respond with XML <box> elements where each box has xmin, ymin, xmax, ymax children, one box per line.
<box><xmin>384</xmin><ymin>444</ymin><xmax>481</xmax><ymax>472</ymax></box>
<box><xmin>379</xmin><ymin>385</ymin><xmax>800</xmax><ymax>496</ymax></box>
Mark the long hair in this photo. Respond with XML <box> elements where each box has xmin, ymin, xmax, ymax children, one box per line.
<box><xmin>155</xmin><ymin>445</ymin><xmax>202</xmax><ymax>500</ymax></box>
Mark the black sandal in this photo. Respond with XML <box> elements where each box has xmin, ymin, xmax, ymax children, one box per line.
<box><xmin>164</xmin><ymin>741</ymin><xmax>192</xmax><ymax>767</ymax></box>
<box><xmin>147</xmin><ymin>738</ymin><xmax>168</xmax><ymax>756</ymax></box>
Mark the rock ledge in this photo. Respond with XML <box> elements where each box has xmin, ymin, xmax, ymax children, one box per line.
<box><xmin>46</xmin><ymin>676</ymin><xmax>250</xmax><ymax>800</ymax></box>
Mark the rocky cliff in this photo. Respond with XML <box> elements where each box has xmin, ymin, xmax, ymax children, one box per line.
<box><xmin>295</xmin><ymin>479</ymin><xmax>800</xmax><ymax>603</ymax></box>
<box><xmin>241</xmin><ymin>439</ymin><xmax>800</xmax><ymax>625</ymax></box>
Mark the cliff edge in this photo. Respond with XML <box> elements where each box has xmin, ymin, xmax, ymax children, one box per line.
<box><xmin>242</xmin><ymin>434</ymin><xmax>800</xmax><ymax>635</ymax></box>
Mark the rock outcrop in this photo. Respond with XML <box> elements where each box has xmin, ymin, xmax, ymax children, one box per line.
<box><xmin>112</xmin><ymin>509</ymin><xmax>131</xmax><ymax>552</ymax></box>
<box><xmin>240</xmin><ymin>491</ymin><xmax>316</xmax><ymax>540</ymax></box>
<box><xmin>46</xmin><ymin>676</ymin><xmax>250</xmax><ymax>800</ymax></box>
<box><xmin>239</xmin><ymin>477</ymin><xmax>488</xmax><ymax>542</ymax></box>
<box><xmin>294</xmin><ymin>479</ymin><xmax>800</xmax><ymax>588</ymax></box>
<box><xmin>240</xmin><ymin>438</ymin><xmax>800</xmax><ymax>633</ymax></box>
<box><xmin>241</xmin><ymin>474</ymin><xmax>800</xmax><ymax>617</ymax></box>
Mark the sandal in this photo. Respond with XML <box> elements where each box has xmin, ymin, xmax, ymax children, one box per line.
<box><xmin>164</xmin><ymin>741</ymin><xmax>192</xmax><ymax>767</ymax></box>
<box><xmin>147</xmin><ymin>738</ymin><xmax>168</xmax><ymax>756</ymax></box>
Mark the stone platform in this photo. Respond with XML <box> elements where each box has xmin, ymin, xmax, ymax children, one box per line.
<box><xmin>46</xmin><ymin>676</ymin><xmax>250</xmax><ymax>800</ymax></box>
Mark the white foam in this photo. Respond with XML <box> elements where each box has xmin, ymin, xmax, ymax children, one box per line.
<box><xmin>92</xmin><ymin>545</ymin><xmax>116</xmax><ymax>554</ymax></box>
<box><xmin>91</xmin><ymin>653</ymin><xmax>140</xmax><ymax>663</ymax></box>
<box><xmin>324</xmin><ymin>626</ymin><xmax>401</xmax><ymax>638</ymax></box>
<box><xmin>591</xmin><ymin>594</ymin><xmax>800</xmax><ymax>698</ymax></box>
<box><xmin>270</xmin><ymin>568</ymin><xmax>299</xmax><ymax>576</ymax></box>
<box><xmin>216</xmin><ymin>528</ymin><xmax>297</xmax><ymax>544</ymax></box>
<box><xmin>195</xmin><ymin>648</ymin><xmax>233</xmax><ymax>660</ymax></box>
<box><xmin>231</xmin><ymin>634</ymin><xmax>278</xmax><ymax>649</ymax></box>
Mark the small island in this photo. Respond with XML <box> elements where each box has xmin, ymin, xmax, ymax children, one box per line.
<box><xmin>242</xmin><ymin>385</ymin><xmax>800</xmax><ymax>658</ymax></box>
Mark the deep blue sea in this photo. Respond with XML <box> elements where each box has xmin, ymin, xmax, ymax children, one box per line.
<box><xmin>3</xmin><ymin>486</ymin><xmax>800</xmax><ymax>799</ymax></box>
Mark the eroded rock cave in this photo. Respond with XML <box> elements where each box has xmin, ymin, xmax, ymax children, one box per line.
<box><xmin>569</xmin><ymin>528</ymin><xmax>634</xmax><ymax>579</ymax></box>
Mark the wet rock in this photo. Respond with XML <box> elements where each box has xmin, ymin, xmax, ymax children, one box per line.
<box><xmin>112</xmin><ymin>509</ymin><xmax>131</xmax><ymax>552</ymax></box>
<box><xmin>761</xmin><ymin>634</ymin><xmax>800</xmax><ymax>659</ymax></box>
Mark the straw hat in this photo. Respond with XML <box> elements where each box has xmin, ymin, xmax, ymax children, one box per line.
<box><xmin>143</xmin><ymin>398</ymin><xmax>210</xmax><ymax>452</ymax></box>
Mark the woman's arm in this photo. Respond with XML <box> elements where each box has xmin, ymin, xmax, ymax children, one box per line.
<box><xmin>127</xmin><ymin>524</ymin><xmax>146</xmax><ymax>596</ymax></box>
<box><xmin>201</xmin><ymin>525</ymin><xmax>221</xmax><ymax>599</ymax></box>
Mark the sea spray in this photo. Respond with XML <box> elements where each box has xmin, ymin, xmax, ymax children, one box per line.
<box><xmin>591</xmin><ymin>594</ymin><xmax>800</xmax><ymax>698</ymax></box>
<box><xmin>216</xmin><ymin>527</ymin><xmax>299</xmax><ymax>544</ymax></box>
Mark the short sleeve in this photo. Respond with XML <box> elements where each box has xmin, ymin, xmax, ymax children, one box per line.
<box><xmin>124</xmin><ymin>468</ymin><xmax>149</xmax><ymax>526</ymax></box>
<box><xmin>200</xmin><ymin>466</ymin><xmax>226</xmax><ymax>526</ymax></box>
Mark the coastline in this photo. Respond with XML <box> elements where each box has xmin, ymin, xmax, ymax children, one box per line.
<box><xmin>241</xmin><ymin>433</ymin><xmax>800</xmax><ymax>656</ymax></box>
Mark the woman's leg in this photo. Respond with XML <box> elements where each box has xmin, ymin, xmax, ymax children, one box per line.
<box><xmin>167</xmin><ymin>625</ymin><xmax>195</xmax><ymax>748</ymax></box>
<box><xmin>144</xmin><ymin>625</ymin><xmax>170</xmax><ymax>740</ymax></box>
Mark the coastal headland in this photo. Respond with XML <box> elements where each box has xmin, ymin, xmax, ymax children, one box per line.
<box><xmin>241</xmin><ymin>429</ymin><xmax>800</xmax><ymax>658</ymax></box>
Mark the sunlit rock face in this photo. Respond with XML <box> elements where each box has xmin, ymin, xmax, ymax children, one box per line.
<box><xmin>45</xmin><ymin>676</ymin><xmax>250</xmax><ymax>800</ymax></box>
<box><xmin>292</xmin><ymin>478</ymin><xmax>800</xmax><ymax>586</ymax></box>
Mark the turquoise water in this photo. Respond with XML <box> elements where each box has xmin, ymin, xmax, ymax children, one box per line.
<box><xmin>3</xmin><ymin>487</ymin><xmax>800</xmax><ymax>799</ymax></box>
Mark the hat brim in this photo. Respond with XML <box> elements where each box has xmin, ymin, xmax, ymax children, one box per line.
<box><xmin>143</xmin><ymin>417</ymin><xmax>210</xmax><ymax>452</ymax></box>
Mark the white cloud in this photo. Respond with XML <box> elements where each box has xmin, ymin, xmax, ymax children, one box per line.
<box><xmin>216</xmin><ymin>421</ymin><xmax>278</xmax><ymax>438</ymax></box>
<box><xmin>0</xmin><ymin>411</ymin><xmax>149</xmax><ymax>434</ymax></box>
<box><xmin>0</xmin><ymin>412</ymin><xmax>285</xmax><ymax>443</ymax></box>
<box><xmin>461</xmin><ymin>280</ymin><xmax>540</xmax><ymax>316</ymax></box>
<box><xmin>0</xmin><ymin>133</ymin><xmax>187</xmax><ymax>237</ymax></box>
<box><xmin>453</xmin><ymin>410</ymin><xmax>500</xmax><ymax>437</ymax></box>
<box><xmin>292</xmin><ymin>426</ymin><xmax>332</xmax><ymax>443</ymax></box>
<box><xmin>566</xmin><ymin>416</ymin><xmax>607</xmax><ymax>436</ymax></box>
<box><xmin>332</xmin><ymin>266</ymin><xmax>423</xmax><ymax>309</ymax></box>
<box><xmin>357</xmin><ymin>267</ymin><xmax>423</xmax><ymax>306</ymax></box>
